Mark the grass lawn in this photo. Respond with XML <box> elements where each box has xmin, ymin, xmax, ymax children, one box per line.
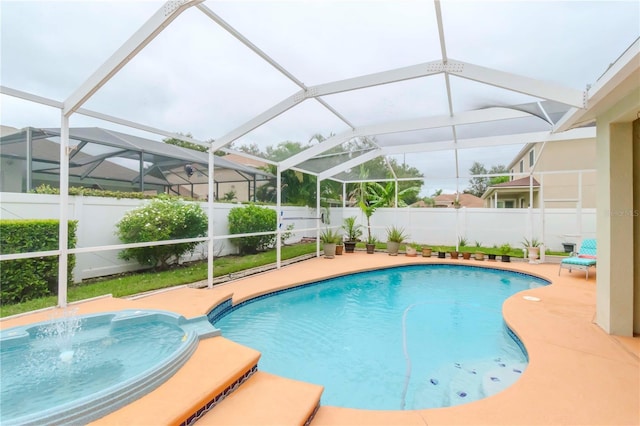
<box><xmin>0</xmin><ymin>243</ymin><xmax>318</xmax><ymax>318</ymax></box>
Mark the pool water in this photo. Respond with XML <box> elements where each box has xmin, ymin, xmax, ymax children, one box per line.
<box><xmin>214</xmin><ymin>265</ymin><xmax>548</xmax><ymax>410</ymax></box>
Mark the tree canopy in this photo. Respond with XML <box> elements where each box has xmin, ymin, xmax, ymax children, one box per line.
<box><xmin>236</xmin><ymin>137</ymin><xmax>424</xmax><ymax>207</ymax></box>
<box><xmin>465</xmin><ymin>162</ymin><xmax>509</xmax><ymax>197</ymax></box>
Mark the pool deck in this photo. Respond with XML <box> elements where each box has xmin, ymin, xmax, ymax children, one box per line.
<box><xmin>2</xmin><ymin>253</ymin><xmax>638</xmax><ymax>425</ymax></box>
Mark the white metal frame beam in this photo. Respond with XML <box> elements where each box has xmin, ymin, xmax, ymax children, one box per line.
<box><xmin>1</xmin><ymin>86</ymin><xmax>211</xmax><ymax>148</ymax></box>
<box><xmin>318</xmin><ymin>127</ymin><xmax>596</xmax><ymax>180</ymax></box>
<box><xmin>63</xmin><ymin>0</ymin><xmax>204</xmax><ymax>116</ymax></box>
<box><xmin>554</xmin><ymin>38</ymin><xmax>640</xmax><ymax>132</ymax></box>
<box><xmin>317</xmin><ymin>149</ymin><xmax>382</xmax><ymax>180</ymax></box>
<box><xmin>280</xmin><ymin>107</ymin><xmax>533</xmax><ymax>170</ymax></box>
<box><xmin>210</xmin><ymin>60</ymin><xmax>448</xmax><ymax>151</ymax></box>
<box><xmin>450</xmin><ymin>60</ymin><xmax>586</xmax><ymax>108</ymax></box>
<box><xmin>381</xmin><ymin>127</ymin><xmax>596</xmax><ymax>155</ymax></box>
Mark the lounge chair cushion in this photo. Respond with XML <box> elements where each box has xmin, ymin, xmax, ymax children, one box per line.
<box><xmin>562</xmin><ymin>257</ymin><xmax>596</xmax><ymax>266</ymax></box>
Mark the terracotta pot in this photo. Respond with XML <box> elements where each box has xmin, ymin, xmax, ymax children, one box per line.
<box><xmin>366</xmin><ymin>243</ymin><xmax>376</xmax><ymax>254</ymax></box>
<box><xmin>450</xmin><ymin>251</ymin><xmax>459</xmax><ymax>259</ymax></box>
<box><xmin>462</xmin><ymin>252</ymin><xmax>471</xmax><ymax>260</ymax></box>
<box><xmin>335</xmin><ymin>245</ymin><xmax>343</xmax><ymax>255</ymax></box>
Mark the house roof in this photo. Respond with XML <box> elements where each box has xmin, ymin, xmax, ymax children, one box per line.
<box><xmin>493</xmin><ymin>176</ymin><xmax>540</xmax><ymax>188</ymax></box>
<box><xmin>433</xmin><ymin>193</ymin><xmax>484</xmax><ymax>208</ymax></box>
<box><xmin>480</xmin><ymin>176</ymin><xmax>540</xmax><ymax>200</ymax></box>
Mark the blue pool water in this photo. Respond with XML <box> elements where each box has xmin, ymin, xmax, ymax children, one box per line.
<box><xmin>0</xmin><ymin>309</ymin><xmax>219</xmax><ymax>425</ymax></box>
<box><xmin>214</xmin><ymin>265</ymin><xmax>548</xmax><ymax>410</ymax></box>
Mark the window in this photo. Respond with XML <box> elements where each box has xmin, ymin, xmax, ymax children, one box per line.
<box><xmin>519</xmin><ymin>160</ymin><xmax>524</xmax><ymax>173</ymax></box>
<box><xmin>497</xmin><ymin>200</ymin><xmax>515</xmax><ymax>208</ymax></box>
<box><xmin>529</xmin><ymin>149</ymin><xmax>535</xmax><ymax>167</ymax></box>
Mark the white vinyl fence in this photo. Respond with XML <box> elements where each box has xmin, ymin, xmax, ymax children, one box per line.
<box><xmin>331</xmin><ymin>206</ymin><xmax>595</xmax><ymax>252</ymax></box>
<box><xmin>0</xmin><ymin>193</ymin><xmax>320</xmax><ymax>282</ymax></box>
<box><xmin>0</xmin><ymin>193</ymin><xmax>595</xmax><ymax>282</ymax></box>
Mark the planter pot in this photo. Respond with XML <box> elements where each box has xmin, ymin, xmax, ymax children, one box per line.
<box><xmin>462</xmin><ymin>252</ymin><xmax>471</xmax><ymax>260</ymax></box>
<box><xmin>335</xmin><ymin>245</ymin><xmax>343</xmax><ymax>255</ymax></box>
<box><xmin>422</xmin><ymin>247</ymin><xmax>432</xmax><ymax>257</ymax></box>
<box><xmin>527</xmin><ymin>247</ymin><xmax>540</xmax><ymax>263</ymax></box>
<box><xmin>450</xmin><ymin>251</ymin><xmax>459</xmax><ymax>259</ymax></box>
<box><xmin>474</xmin><ymin>252</ymin><xmax>485</xmax><ymax>261</ymax></box>
<box><xmin>406</xmin><ymin>247</ymin><xmax>417</xmax><ymax>257</ymax></box>
<box><xmin>366</xmin><ymin>243</ymin><xmax>376</xmax><ymax>254</ymax></box>
<box><xmin>488</xmin><ymin>253</ymin><xmax>497</xmax><ymax>261</ymax></box>
<box><xmin>437</xmin><ymin>251</ymin><xmax>446</xmax><ymax>259</ymax></box>
<box><xmin>562</xmin><ymin>243</ymin><xmax>576</xmax><ymax>253</ymax></box>
<box><xmin>387</xmin><ymin>241</ymin><xmax>400</xmax><ymax>256</ymax></box>
<box><xmin>501</xmin><ymin>254</ymin><xmax>511</xmax><ymax>262</ymax></box>
<box><xmin>323</xmin><ymin>243</ymin><xmax>337</xmax><ymax>259</ymax></box>
<box><xmin>344</xmin><ymin>241</ymin><xmax>357</xmax><ymax>253</ymax></box>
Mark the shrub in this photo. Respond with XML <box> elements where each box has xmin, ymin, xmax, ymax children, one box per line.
<box><xmin>115</xmin><ymin>196</ymin><xmax>208</xmax><ymax>269</ymax></box>
<box><xmin>31</xmin><ymin>184</ymin><xmax>197</xmax><ymax>201</ymax></box>
<box><xmin>0</xmin><ymin>219</ymin><xmax>77</xmax><ymax>304</ymax></box>
<box><xmin>228</xmin><ymin>204</ymin><xmax>276</xmax><ymax>254</ymax></box>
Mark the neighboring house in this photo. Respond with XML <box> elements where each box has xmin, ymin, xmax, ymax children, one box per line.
<box><xmin>434</xmin><ymin>193</ymin><xmax>484</xmax><ymax>208</ymax></box>
<box><xmin>218</xmin><ymin>153</ymin><xmax>270</xmax><ymax>202</ymax></box>
<box><xmin>482</xmin><ymin>136</ymin><xmax>596</xmax><ymax>208</ymax></box>
<box><xmin>411</xmin><ymin>193</ymin><xmax>483</xmax><ymax>208</ymax></box>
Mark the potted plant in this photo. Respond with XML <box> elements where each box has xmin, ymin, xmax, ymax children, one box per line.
<box><xmin>335</xmin><ymin>241</ymin><xmax>344</xmax><ymax>255</ymax></box>
<box><xmin>450</xmin><ymin>249</ymin><xmax>459</xmax><ymax>259</ymax></box>
<box><xmin>320</xmin><ymin>228</ymin><xmax>341</xmax><ymax>259</ymax></box>
<box><xmin>406</xmin><ymin>243</ymin><xmax>418</xmax><ymax>257</ymax></box>
<box><xmin>487</xmin><ymin>251</ymin><xmax>497</xmax><ymax>261</ymax></box>
<box><xmin>474</xmin><ymin>240</ymin><xmax>484</xmax><ymax>261</ymax></box>
<box><xmin>422</xmin><ymin>246</ymin><xmax>432</xmax><ymax>257</ymax></box>
<box><xmin>342</xmin><ymin>216</ymin><xmax>363</xmax><ymax>253</ymax></box>
<box><xmin>522</xmin><ymin>237</ymin><xmax>542</xmax><ymax>262</ymax></box>
<box><xmin>358</xmin><ymin>182</ymin><xmax>382</xmax><ymax>254</ymax></box>
<box><xmin>365</xmin><ymin>236</ymin><xmax>377</xmax><ymax>254</ymax></box>
<box><xmin>436</xmin><ymin>246</ymin><xmax>447</xmax><ymax>259</ymax></box>
<box><xmin>459</xmin><ymin>237</ymin><xmax>471</xmax><ymax>259</ymax></box>
<box><xmin>500</xmin><ymin>243</ymin><xmax>512</xmax><ymax>262</ymax></box>
<box><xmin>386</xmin><ymin>226</ymin><xmax>408</xmax><ymax>256</ymax></box>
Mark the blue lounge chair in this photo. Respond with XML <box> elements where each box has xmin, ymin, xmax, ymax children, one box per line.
<box><xmin>559</xmin><ymin>239</ymin><xmax>597</xmax><ymax>279</ymax></box>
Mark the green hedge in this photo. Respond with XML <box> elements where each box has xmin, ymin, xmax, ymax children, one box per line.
<box><xmin>0</xmin><ymin>219</ymin><xmax>77</xmax><ymax>304</ymax></box>
<box><xmin>228</xmin><ymin>204</ymin><xmax>277</xmax><ymax>254</ymax></box>
<box><xmin>115</xmin><ymin>197</ymin><xmax>208</xmax><ymax>269</ymax></box>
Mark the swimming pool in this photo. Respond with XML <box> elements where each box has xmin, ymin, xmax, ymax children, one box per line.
<box><xmin>213</xmin><ymin>264</ymin><xmax>548</xmax><ymax>410</ymax></box>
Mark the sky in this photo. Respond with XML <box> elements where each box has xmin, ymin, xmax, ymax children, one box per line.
<box><xmin>1</xmin><ymin>0</ymin><xmax>639</xmax><ymax>196</ymax></box>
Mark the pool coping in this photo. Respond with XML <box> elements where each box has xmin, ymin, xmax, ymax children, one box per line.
<box><xmin>1</xmin><ymin>254</ymin><xmax>638</xmax><ymax>425</ymax></box>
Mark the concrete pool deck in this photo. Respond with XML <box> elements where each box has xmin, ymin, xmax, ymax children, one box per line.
<box><xmin>1</xmin><ymin>253</ymin><xmax>638</xmax><ymax>425</ymax></box>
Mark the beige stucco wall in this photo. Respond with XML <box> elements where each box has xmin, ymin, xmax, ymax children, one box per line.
<box><xmin>509</xmin><ymin>139</ymin><xmax>597</xmax><ymax>208</ymax></box>
<box><xmin>634</xmin><ymin>119</ymin><xmax>640</xmax><ymax>335</ymax></box>
<box><xmin>595</xmin><ymin>88</ymin><xmax>639</xmax><ymax>337</ymax></box>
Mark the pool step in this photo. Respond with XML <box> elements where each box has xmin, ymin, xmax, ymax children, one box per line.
<box><xmin>89</xmin><ymin>337</ymin><xmax>261</xmax><ymax>426</ymax></box>
<box><xmin>195</xmin><ymin>371</ymin><xmax>323</xmax><ymax>426</ymax></box>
